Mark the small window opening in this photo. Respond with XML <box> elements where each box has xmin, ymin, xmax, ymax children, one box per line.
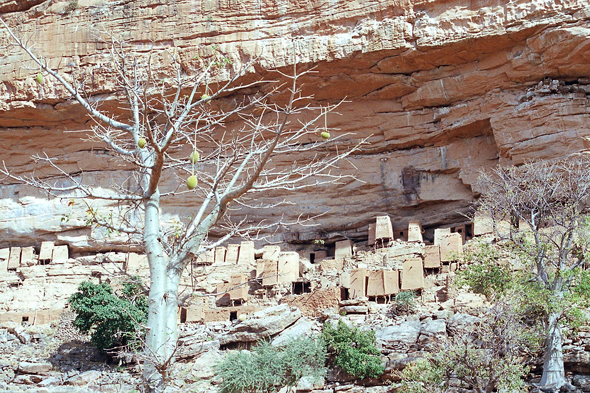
<box><xmin>310</xmin><ymin>253</ymin><xmax>316</xmax><ymax>264</ymax></box>
<box><xmin>340</xmin><ymin>287</ymin><xmax>349</xmax><ymax>301</ymax></box>
<box><xmin>292</xmin><ymin>281</ymin><xmax>311</xmax><ymax>295</ymax></box>
<box><xmin>180</xmin><ymin>308</ymin><xmax>187</xmax><ymax>323</ymax></box>
<box><xmin>229</xmin><ymin>311</ymin><xmax>238</xmax><ymax>321</ymax></box>
<box><xmin>21</xmin><ymin>316</ymin><xmax>29</xmax><ymax>323</ymax></box>
<box><xmin>399</xmin><ymin>231</ymin><xmax>404</xmax><ymax>236</ymax></box>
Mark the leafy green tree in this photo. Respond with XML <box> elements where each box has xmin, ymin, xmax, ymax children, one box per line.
<box><xmin>216</xmin><ymin>337</ymin><xmax>326</xmax><ymax>393</ymax></box>
<box><xmin>322</xmin><ymin>320</ymin><xmax>384</xmax><ymax>379</ymax></box>
<box><xmin>477</xmin><ymin>156</ymin><xmax>590</xmax><ymax>392</ymax></box>
<box><xmin>399</xmin><ymin>300</ymin><xmax>538</xmax><ymax>393</ymax></box>
<box><xmin>69</xmin><ymin>280</ymin><xmax>148</xmax><ymax>352</ymax></box>
<box><xmin>455</xmin><ymin>242</ymin><xmax>515</xmax><ymax>300</ymax></box>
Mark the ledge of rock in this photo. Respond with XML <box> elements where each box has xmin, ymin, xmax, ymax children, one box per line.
<box><xmin>1</xmin><ymin>1</ymin><xmax>590</xmax><ymax>249</ymax></box>
<box><xmin>218</xmin><ymin>304</ymin><xmax>302</xmax><ymax>346</ymax></box>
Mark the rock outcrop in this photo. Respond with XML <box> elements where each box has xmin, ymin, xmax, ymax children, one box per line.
<box><xmin>2</xmin><ymin>1</ymin><xmax>590</xmax><ymax>248</ymax></box>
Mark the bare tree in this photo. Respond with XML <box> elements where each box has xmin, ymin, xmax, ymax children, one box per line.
<box><xmin>477</xmin><ymin>155</ymin><xmax>590</xmax><ymax>392</ymax></box>
<box><xmin>0</xmin><ymin>19</ymin><xmax>361</xmax><ymax>392</ymax></box>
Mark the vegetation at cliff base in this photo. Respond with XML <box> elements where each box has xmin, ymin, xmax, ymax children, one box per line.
<box><xmin>216</xmin><ymin>337</ymin><xmax>326</xmax><ymax>393</ymax></box>
<box><xmin>322</xmin><ymin>320</ymin><xmax>384</xmax><ymax>379</ymax></box>
<box><xmin>69</xmin><ymin>279</ymin><xmax>148</xmax><ymax>352</ymax></box>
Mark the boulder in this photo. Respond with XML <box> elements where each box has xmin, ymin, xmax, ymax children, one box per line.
<box><xmin>190</xmin><ymin>349</ymin><xmax>225</xmax><ymax>380</ymax></box>
<box><xmin>296</xmin><ymin>375</ymin><xmax>325</xmax><ymax>391</ymax></box>
<box><xmin>177</xmin><ymin>339</ymin><xmax>221</xmax><ymax>360</ymax></box>
<box><xmin>18</xmin><ymin>361</ymin><xmax>52</xmax><ymax>374</ymax></box>
<box><xmin>218</xmin><ymin>304</ymin><xmax>301</xmax><ymax>345</ymax></box>
<box><xmin>272</xmin><ymin>317</ymin><xmax>314</xmax><ymax>347</ymax></box>
<box><xmin>66</xmin><ymin>370</ymin><xmax>102</xmax><ymax>386</ymax></box>
<box><xmin>447</xmin><ymin>313</ymin><xmax>480</xmax><ymax>336</ymax></box>
<box><xmin>418</xmin><ymin>319</ymin><xmax>447</xmax><ymax>344</ymax></box>
<box><xmin>376</xmin><ymin>320</ymin><xmax>421</xmax><ymax>351</ymax></box>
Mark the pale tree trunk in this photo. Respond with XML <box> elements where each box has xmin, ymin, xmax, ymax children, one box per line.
<box><xmin>539</xmin><ymin>311</ymin><xmax>566</xmax><ymax>392</ymax></box>
<box><xmin>142</xmin><ymin>191</ymin><xmax>182</xmax><ymax>392</ymax></box>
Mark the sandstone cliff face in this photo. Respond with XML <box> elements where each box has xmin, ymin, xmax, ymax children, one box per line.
<box><xmin>1</xmin><ymin>0</ymin><xmax>590</xmax><ymax>249</ymax></box>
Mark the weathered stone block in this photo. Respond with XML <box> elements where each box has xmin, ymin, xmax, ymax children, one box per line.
<box><xmin>214</xmin><ymin>247</ymin><xmax>226</xmax><ymax>264</ymax></box>
<box><xmin>185</xmin><ymin>305</ymin><xmax>204</xmax><ymax>323</ymax></box>
<box><xmin>278</xmin><ymin>252</ymin><xmax>299</xmax><ymax>283</ymax></box>
<box><xmin>349</xmin><ymin>268</ymin><xmax>367</xmax><ymax>298</ymax></box>
<box><xmin>262</xmin><ymin>245</ymin><xmax>281</xmax><ymax>261</ymax></box>
<box><xmin>407</xmin><ymin>220</ymin><xmax>423</xmax><ymax>242</ymax></box>
<box><xmin>216</xmin><ymin>282</ymin><xmax>232</xmax><ymax>306</ymax></box>
<box><xmin>238</xmin><ymin>241</ymin><xmax>255</xmax><ymax>264</ymax></box>
<box><xmin>51</xmin><ymin>245</ymin><xmax>68</xmax><ymax>264</ymax></box>
<box><xmin>473</xmin><ymin>213</ymin><xmax>493</xmax><ymax>236</ymax></box>
<box><xmin>401</xmin><ymin>258</ymin><xmax>424</xmax><ymax>290</ymax></box>
<box><xmin>0</xmin><ymin>248</ymin><xmax>8</xmax><ymax>274</ymax></box>
<box><xmin>440</xmin><ymin>233</ymin><xmax>463</xmax><ymax>262</ymax></box>
<box><xmin>196</xmin><ymin>248</ymin><xmax>214</xmax><ymax>265</ymax></box>
<box><xmin>319</xmin><ymin>258</ymin><xmax>343</xmax><ymax>273</ymax></box>
<box><xmin>229</xmin><ymin>274</ymin><xmax>248</xmax><ymax>301</ymax></box>
<box><xmin>394</xmin><ymin>229</ymin><xmax>408</xmax><ymax>241</ymax></box>
<box><xmin>451</xmin><ymin>225</ymin><xmax>467</xmax><ymax>244</ymax></box>
<box><xmin>375</xmin><ymin>216</ymin><xmax>393</xmax><ymax>240</ymax></box>
<box><xmin>225</xmin><ymin>244</ymin><xmax>240</xmax><ymax>264</ymax></box>
<box><xmin>424</xmin><ymin>245</ymin><xmax>441</xmax><ymax>268</ymax></box>
<box><xmin>257</xmin><ymin>260</ymin><xmax>278</xmax><ymax>286</ymax></box>
<box><xmin>309</xmin><ymin>250</ymin><xmax>328</xmax><ymax>264</ymax></box>
<box><xmin>368</xmin><ymin>223</ymin><xmax>376</xmax><ymax>246</ymax></box>
<box><xmin>335</xmin><ymin>239</ymin><xmax>353</xmax><ymax>260</ymax></box>
<box><xmin>367</xmin><ymin>270</ymin><xmax>385</xmax><ymax>297</ymax></box>
<box><xmin>38</xmin><ymin>242</ymin><xmax>54</xmax><ymax>263</ymax></box>
<box><xmin>8</xmin><ymin>247</ymin><xmax>21</xmax><ymax>270</ymax></box>
<box><xmin>20</xmin><ymin>247</ymin><xmax>36</xmax><ymax>267</ymax></box>
<box><xmin>383</xmin><ymin>270</ymin><xmax>400</xmax><ymax>295</ymax></box>
<box><xmin>126</xmin><ymin>253</ymin><xmax>148</xmax><ymax>274</ymax></box>
<box><xmin>434</xmin><ymin>228</ymin><xmax>451</xmax><ymax>246</ymax></box>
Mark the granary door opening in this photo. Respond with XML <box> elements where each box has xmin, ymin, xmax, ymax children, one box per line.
<box><xmin>340</xmin><ymin>287</ymin><xmax>349</xmax><ymax>301</ymax></box>
<box><xmin>292</xmin><ymin>281</ymin><xmax>311</xmax><ymax>295</ymax></box>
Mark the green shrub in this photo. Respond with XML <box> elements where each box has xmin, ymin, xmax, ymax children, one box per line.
<box><xmin>216</xmin><ymin>337</ymin><xmax>326</xmax><ymax>393</ymax></box>
<box><xmin>398</xmin><ymin>300</ymin><xmax>534</xmax><ymax>393</ymax></box>
<box><xmin>391</xmin><ymin>290</ymin><xmax>417</xmax><ymax>314</ymax></box>
<box><xmin>322</xmin><ymin>320</ymin><xmax>384</xmax><ymax>379</ymax></box>
<box><xmin>397</xmin><ymin>358</ymin><xmax>447</xmax><ymax>393</ymax></box>
<box><xmin>455</xmin><ymin>243</ymin><xmax>513</xmax><ymax>300</ymax></box>
<box><xmin>68</xmin><ymin>280</ymin><xmax>148</xmax><ymax>352</ymax></box>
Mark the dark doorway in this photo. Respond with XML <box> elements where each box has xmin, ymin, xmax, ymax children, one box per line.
<box><xmin>310</xmin><ymin>253</ymin><xmax>316</xmax><ymax>264</ymax></box>
<box><xmin>340</xmin><ymin>287</ymin><xmax>349</xmax><ymax>301</ymax></box>
<box><xmin>229</xmin><ymin>311</ymin><xmax>238</xmax><ymax>321</ymax></box>
<box><xmin>292</xmin><ymin>281</ymin><xmax>311</xmax><ymax>295</ymax></box>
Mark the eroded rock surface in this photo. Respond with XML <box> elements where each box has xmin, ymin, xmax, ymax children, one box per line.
<box><xmin>1</xmin><ymin>1</ymin><xmax>590</xmax><ymax>248</ymax></box>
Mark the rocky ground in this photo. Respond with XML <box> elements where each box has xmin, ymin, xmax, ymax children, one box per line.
<box><xmin>3</xmin><ymin>288</ymin><xmax>590</xmax><ymax>393</ymax></box>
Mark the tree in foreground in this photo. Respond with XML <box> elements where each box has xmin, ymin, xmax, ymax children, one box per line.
<box><xmin>69</xmin><ymin>279</ymin><xmax>148</xmax><ymax>353</ymax></box>
<box><xmin>0</xmin><ymin>18</ymin><xmax>360</xmax><ymax>392</ymax></box>
<box><xmin>476</xmin><ymin>156</ymin><xmax>590</xmax><ymax>392</ymax></box>
<box><xmin>399</xmin><ymin>299</ymin><xmax>536</xmax><ymax>393</ymax></box>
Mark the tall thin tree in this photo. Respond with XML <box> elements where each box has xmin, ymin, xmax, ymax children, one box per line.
<box><xmin>1</xmin><ymin>19</ymin><xmax>361</xmax><ymax>392</ymax></box>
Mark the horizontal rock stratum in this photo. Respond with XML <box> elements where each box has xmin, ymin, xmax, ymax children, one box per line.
<box><xmin>1</xmin><ymin>0</ymin><xmax>590</xmax><ymax>249</ymax></box>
